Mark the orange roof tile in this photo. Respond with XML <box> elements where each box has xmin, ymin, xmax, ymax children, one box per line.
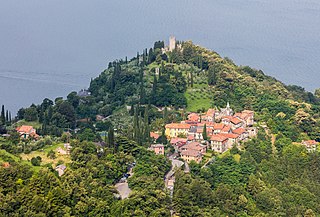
<box><xmin>170</xmin><ymin>138</ymin><xmax>188</xmax><ymax>144</ymax></box>
<box><xmin>213</xmin><ymin>123</ymin><xmax>225</xmax><ymax>130</ymax></box>
<box><xmin>165</xmin><ymin>123</ymin><xmax>191</xmax><ymax>129</ymax></box>
<box><xmin>206</xmin><ymin>109</ymin><xmax>216</xmax><ymax>116</ymax></box>
<box><xmin>233</xmin><ymin>128</ymin><xmax>247</xmax><ymax>135</ymax></box>
<box><xmin>16</xmin><ymin>125</ymin><xmax>34</xmax><ymax>133</ymax></box>
<box><xmin>223</xmin><ymin>133</ymin><xmax>240</xmax><ymax>139</ymax></box>
<box><xmin>150</xmin><ymin>132</ymin><xmax>160</xmax><ymax>139</ymax></box>
<box><xmin>221</xmin><ymin>125</ymin><xmax>231</xmax><ymax>132</ymax></box>
<box><xmin>210</xmin><ymin>134</ymin><xmax>228</xmax><ymax>142</ymax></box>
<box><xmin>231</xmin><ymin>117</ymin><xmax>242</xmax><ymax>125</ymax></box>
<box><xmin>180</xmin><ymin>149</ymin><xmax>202</xmax><ymax>157</ymax></box>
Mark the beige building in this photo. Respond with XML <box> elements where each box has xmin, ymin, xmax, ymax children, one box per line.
<box><xmin>165</xmin><ymin>123</ymin><xmax>191</xmax><ymax>138</ymax></box>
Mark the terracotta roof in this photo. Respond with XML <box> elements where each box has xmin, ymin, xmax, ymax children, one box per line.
<box><xmin>184</xmin><ymin>142</ymin><xmax>206</xmax><ymax>151</ymax></box>
<box><xmin>16</xmin><ymin>125</ymin><xmax>34</xmax><ymax>133</ymax></box>
<box><xmin>165</xmin><ymin>123</ymin><xmax>191</xmax><ymax>129</ymax></box>
<box><xmin>231</xmin><ymin>117</ymin><xmax>242</xmax><ymax>125</ymax></box>
<box><xmin>180</xmin><ymin>149</ymin><xmax>202</xmax><ymax>157</ymax></box>
<box><xmin>221</xmin><ymin>125</ymin><xmax>231</xmax><ymax>132</ymax></box>
<box><xmin>222</xmin><ymin>116</ymin><xmax>233</xmax><ymax>120</ymax></box>
<box><xmin>197</xmin><ymin>122</ymin><xmax>215</xmax><ymax>127</ymax></box>
<box><xmin>233</xmin><ymin>128</ymin><xmax>247</xmax><ymax>135</ymax></box>
<box><xmin>206</xmin><ymin>109</ymin><xmax>216</xmax><ymax>116</ymax></box>
<box><xmin>170</xmin><ymin>138</ymin><xmax>187</xmax><ymax>144</ymax></box>
<box><xmin>213</xmin><ymin>123</ymin><xmax>225</xmax><ymax>130</ymax></box>
<box><xmin>223</xmin><ymin>133</ymin><xmax>240</xmax><ymax>139</ymax></box>
<box><xmin>150</xmin><ymin>132</ymin><xmax>160</xmax><ymax>139</ymax></box>
<box><xmin>188</xmin><ymin>113</ymin><xmax>200</xmax><ymax>122</ymax></box>
<box><xmin>210</xmin><ymin>134</ymin><xmax>228</xmax><ymax>142</ymax></box>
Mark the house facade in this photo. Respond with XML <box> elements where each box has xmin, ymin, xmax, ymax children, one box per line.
<box><xmin>165</xmin><ymin>123</ymin><xmax>191</xmax><ymax>138</ymax></box>
<box><xmin>16</xmin><ymin>125</ymin><xmax>39</xmax><ymax>139</ymax></box>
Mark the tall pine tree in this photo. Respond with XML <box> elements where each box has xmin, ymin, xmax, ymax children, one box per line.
<box><xmin>202</xmin><ymin>124</ymin><xmax>208</xmax><ymax>140</ymax></box>
<box><xmin>1</xmin><ymin>105</ymin><xmax>5</xmax><ymax>124</ymax></box>
<box><xmin>143</xmin><ymin>105</ymin><xmax>150</xmax><ymax>143</ymax></box>
<box><xmin>108</xmin><ymin>125</ymin><xmax>115</xmax><ymax>151</ymax></box>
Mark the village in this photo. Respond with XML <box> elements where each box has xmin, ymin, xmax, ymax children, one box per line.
<box><xmin>149</xmin><ymin>103</ymin><xmax>319</xmax><ymax>164</ymax></box>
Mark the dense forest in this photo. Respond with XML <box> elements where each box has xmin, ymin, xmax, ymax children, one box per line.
<box><xmin>1</xmin><ymin>40</ymin><xmax>320</xmax><ymax>216</ymax></box>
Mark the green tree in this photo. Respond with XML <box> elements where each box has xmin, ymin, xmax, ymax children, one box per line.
<box><xmin>31</xmin><ymin>156</ymin><xmax>42</xmax><ymax>166</ymax></box>
<box><xmin>202</xmin><ymin>124</ymin><xmax>208</xmax><ymax>140</ymax></box>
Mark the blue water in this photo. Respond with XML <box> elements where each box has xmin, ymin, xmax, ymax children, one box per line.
<box><xmin>1</xmin><ymin>0</ymin><xmax>320</xmax><ymax>114</ymax></box>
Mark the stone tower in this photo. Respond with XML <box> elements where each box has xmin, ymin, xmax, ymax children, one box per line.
<box><xmin>169</xmin><ymin>36</ymin><xmax>176</xmax><ymax>52</ymax></box>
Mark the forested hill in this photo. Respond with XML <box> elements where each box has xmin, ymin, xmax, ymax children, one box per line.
<box><xmin>87</xmin><ymin>40</ymin><xmax>320</xmax><ymax>141</ymax></box>
<box><xmin>89</xmin><ymin>40</ymin><xmax>319</xmax><ymax>111</ymax></box>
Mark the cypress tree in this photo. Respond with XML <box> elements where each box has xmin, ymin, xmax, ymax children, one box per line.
<box><xmin>5</xmin><ymin>110</ymin><xmax>9</xmax><ymax>123</ymax></box>
<box><xmin>143</xmin><ymin>105</ymin><xmax>150</xmax><ymax>143</ymax></box>
<box><xmin>136</xmin><ymin>52</ymin><xmax>140</xmax><ymax>66</ymax></box>
<box><xmin>108</xmin><ymin>125</ymin><xmax>115</xmax><ymax>150</ymax></box>
<box><xmin>163</xmin><ymin>106</ymin><xmax>168</xmax><ymax>124</ymax></box>
<box><xmin>202</xmin><ymin>124</ymin><xmax>208</xmax><ymax>140</ymax></box>
<box><xmin>139</xmin><ymin>68</ymin><xmax>146</xmax><ymax>104</ymax></box>
<box><xmin>1</xmin><ymin>105</ymin><xmax>5</xmax><ymax>124</ymax></box>
<box><xmin>190</xmin><ymin>70</ymin><xmax>194</xmax><ymax>88</ymax></box>
<box><xmin>9</xmin><ymin>112</ymin><xmax>12</xmax><ymax>124</ymax></box>
<box><xmin>151</xmin><ymin>73</ymin><xmax>158</xmax><ymax>104</ymax></box>
<box><xmin>133</xmin><ymin>105</ymin><xmax>140</xmax><ymax>143</ymax></box>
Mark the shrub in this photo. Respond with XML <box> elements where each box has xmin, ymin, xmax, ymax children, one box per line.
<box><xmin>31</xmin><ymin>156</ymin><xmax>42</xmax><ymax>166</ymax></box>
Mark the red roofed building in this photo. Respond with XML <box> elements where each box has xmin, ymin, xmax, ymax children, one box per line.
<box><xmin>301</xmin><ymin>140</ymin><xmax>318</xmax><ymax>152</ymax></box>
<box><xmin>150</xmin><ymin>132</ymin><xmax>160</xmax><ymax>140</ymax></box>
<box><xmin>149</xmin><ymin>144</ymin><xmax>165</xmax><ymax>155</ymax></box>
<box><xmin>187</xmin><ymin>113</ymin><xmax>200</xmax><ymax>122</ymax></box>
<box><xmin>179</xmin><ymin>141</ymin><xmax>207</xmax><ymax>154</ymax></box>
<box><xmin>180</xmin><ymin>149</ymin><xmax>203</xmax><ymax>163</ymax></box>
<box><xmin>213</xmin><ymin>123</ymin><xmax>225</xmax><ymax>134</ymax></box>
<box><xmin>16</xmin><ymin>125</ymin><xmax>39</xmax><ymax>139</ymax></box>
<box><xmin>233</xmin><ymin>127</ymin><xmax>249</xmax><ymax>140</ymax></box>
<box><xmin>210</xmin><ymin>134</ymin><xmax>228</xmax><ymax>153</ymax></box>
<box><xmin>221</xmin><ymin>125</ymin><xmax>232</xmax><ymax>134</ymax></box>
<box><xmin>235</xmin><ymin>110</ymin><xmax>254</xmax><ymax>127</ymax></box>
<box><xmin>230</xmin><ymin>117</ymin><xmax>243</xmax><ymax>129</ymax></box>
<box><xmin>223</xmin><ymin>133</ymin><xmax>241</xmax><ymax>149</ymax></box>
<box><xmin>165</xmin><ymin>123</ymin><xmax>191</xmax><ymax>138</ymax></box>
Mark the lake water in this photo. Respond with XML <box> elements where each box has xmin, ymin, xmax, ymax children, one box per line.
<box><xmin>1</xmin><ymin>0</ymin><xmax>320</xmax><ymax>114</ymax></box>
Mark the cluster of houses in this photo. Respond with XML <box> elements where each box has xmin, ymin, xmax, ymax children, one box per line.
<box><xmin>150</xmin><ymin>103</ymin><xmax>258</xmax><ymax>163</ymax></box>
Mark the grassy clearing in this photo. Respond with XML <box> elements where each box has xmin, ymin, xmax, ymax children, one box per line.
<box><xmin>0</xmin><ymin>149</ymin><xmax>20</xmax><ymax>163</ymax></box>
<box><xmin>20</xmin><ymin>143</ymin><xmax>71</xmax><ymax>167</ymax></box>
<box><xmin>218</xmin><ymin>150</ymin><xmax>231</xmax><ymax>159</ymax></box>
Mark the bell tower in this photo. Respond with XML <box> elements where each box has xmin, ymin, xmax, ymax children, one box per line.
<box><xmin>169</xmin><ymin>36</ymin><xmax>176</xmax><ymax>51</ymax></box>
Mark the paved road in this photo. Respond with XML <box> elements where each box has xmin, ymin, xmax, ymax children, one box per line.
<box><xmin>115</xmin><ymin>182</ymin><xmax>132</xmax><ymax>199</ymax></box>
<box><xmin>115</xmin><ymin>167</ymin><xmax>134</xmax><ymax>199</ymax></box>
